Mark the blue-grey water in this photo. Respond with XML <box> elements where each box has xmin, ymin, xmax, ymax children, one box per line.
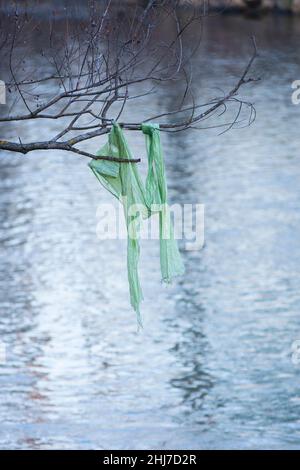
<box><xmin>1</xmin><ymin>15</ymin><xmax>300</xmax><ymax>449</ymax></box>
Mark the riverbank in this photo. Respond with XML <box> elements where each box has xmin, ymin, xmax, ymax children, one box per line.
<box><xmin>1</xmin><ymin>0</ymin><xmax>300</xmax><ymax>16</ymax></box>
<box><xmin>180</xmin><ymin>0</ymin><xmax>300</xmax><ymax>15</ymax></box>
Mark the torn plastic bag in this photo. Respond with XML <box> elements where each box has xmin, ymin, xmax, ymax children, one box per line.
<box><xmin>89</xmin><ymin>122</ymin><xmax>184</xmax><ymax>324</ymax></box>
<box><xmin>142</xmin><ymin>123</ymin><xmax>184</xmax><ymax>283</ymax></box>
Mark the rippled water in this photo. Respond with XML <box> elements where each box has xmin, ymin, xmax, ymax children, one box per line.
<box><xmin>1</xmin><ymin>14</ymin><xmax>300</xmax><ymax>449</ymax></box>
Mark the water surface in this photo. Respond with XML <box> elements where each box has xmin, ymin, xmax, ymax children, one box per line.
<box><xmin>1</xmin><ymin>15</ymin><xmax>300</xmax><ymax>449</ymax></box>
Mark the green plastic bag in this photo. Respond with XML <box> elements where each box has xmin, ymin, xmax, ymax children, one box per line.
<box><xmin>89</xmin><ymin>123</ymin><xmax>184</xmax><ymax>324</ymax></box>
<box><xmin>142</xmin><ymin>123</ymin><xmax>184</xmax><ymax>284</ymax></box>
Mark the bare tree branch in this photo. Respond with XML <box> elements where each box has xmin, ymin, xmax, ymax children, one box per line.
<box><xmin>0</xmin><ymin>1</ymin><xmax>259</xmax><ymax>163</ymax></box>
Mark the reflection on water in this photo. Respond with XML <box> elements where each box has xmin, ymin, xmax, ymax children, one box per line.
<box><xmin>1</xmin><ymin>15</ymin><xmax>300</xmax><ymax>449</ymax></box>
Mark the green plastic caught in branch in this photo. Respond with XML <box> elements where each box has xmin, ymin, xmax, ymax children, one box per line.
<box><xmin>89</xmin><ymin>123</ymin><xmax>184</xmax><ymax>325</ymax></box>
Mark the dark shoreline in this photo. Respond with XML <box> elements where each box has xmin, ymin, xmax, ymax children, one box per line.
<box><xmin>0</xmin><ymin>1</ymin><xmax>298</xmax><ymax>18</ymax></box>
